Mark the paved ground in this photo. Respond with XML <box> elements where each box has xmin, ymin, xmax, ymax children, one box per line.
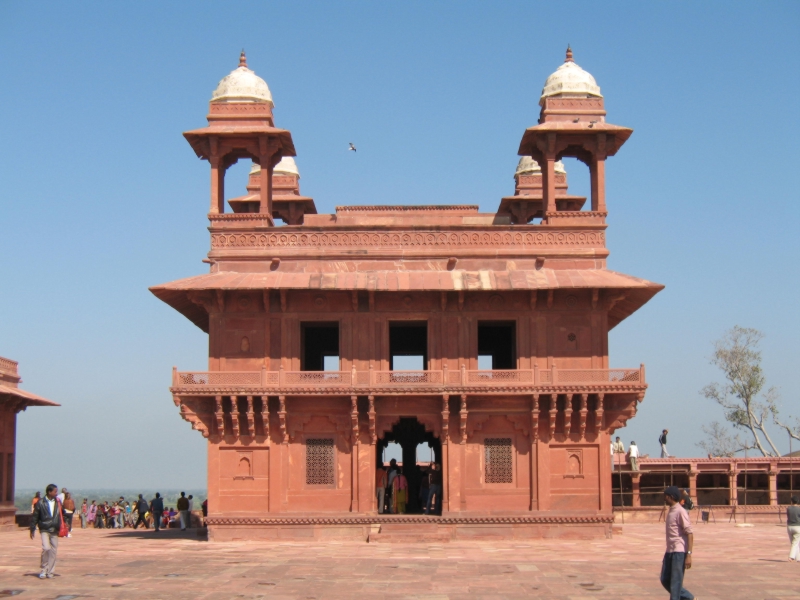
<box><xmin>0</xmin><ymin>523</ymin><xmax>797</xmax><ymax>599</ymax></box>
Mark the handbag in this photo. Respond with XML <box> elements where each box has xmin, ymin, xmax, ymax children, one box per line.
<box><xmin>57</xmin><ymin>499</ymin><xmax>69</xmax><ymax>538</ymax></box>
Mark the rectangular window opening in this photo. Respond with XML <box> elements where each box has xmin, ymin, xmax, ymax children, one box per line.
<box><xmin>302</xmin><ymin>322</ymin><xmax>339</xmax><ymax>371</ymax></box>
<box><xmin>306</xmin><ymin>438</ymin><xmax>335</xmax><ymax>485</ymax></box>
<box><xmin>485</xmin><ymin>438</ymin><xmax>513</xmax><ymax>484</ymax></box>
<box><xmin>389</xmin><ymin>322</ymin><xmax>427</xmax><ymax>370</ymax></box>
<box><xmin>478</xmin><ymin>322</ymin><xmax>516</xmax><ymax>370</ymax></box>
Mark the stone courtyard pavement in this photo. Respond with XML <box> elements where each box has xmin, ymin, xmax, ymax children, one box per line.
<box><xmin>0</xmin><ymin>523</ymin><xmax>797</xmax><ymax>599</ymax></box>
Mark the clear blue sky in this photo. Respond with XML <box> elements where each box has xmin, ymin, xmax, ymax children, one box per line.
<box><xmin>2</xmin><ymin>2</ymin><xmax>798</xmax><ymax>489</ymax></box>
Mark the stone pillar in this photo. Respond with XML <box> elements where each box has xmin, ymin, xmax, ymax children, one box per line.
<box><xmin>631</xmin><ymin>472</ymin><xmax>642</xmax><ymax>508</ymax></box>
<box><xmin>543</xmin><ymin>154</ymin><xmax>557</xmax><ymax>214</ymax></box>
<box><xmin>728</xmin><ymin>468</ymin><xmax>738</xmax><ymax>507</ymax></box>
<box><xmin>768</xmin><ymin>470</ymin><xmax>778</xmax><ymax>506</ymax></box>
<box><xmin>590</xmin><ymin>156</ymin><xmax>606</xmax><ymax>212</ymax></box>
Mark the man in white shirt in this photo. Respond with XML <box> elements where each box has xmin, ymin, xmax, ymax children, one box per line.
<box><xmin>628</xmin><ymin>441</ymin><xmax>640</xmax><ymax>471</ymax></box>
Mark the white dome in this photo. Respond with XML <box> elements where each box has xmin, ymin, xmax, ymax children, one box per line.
<box><xmin>515</xmin><ymin>156</ymin><xmax>566</xmax><ymax>177</ymax></box>
<box><xmin>211</xmin><ymin>52</ymin><xmax>273</xmax><ymax>105</ymax></box>
<box><xmin>539</xmin><ymin>49</ymin><xmax>602</xmax><ymax>105</ymax></box>
<box><xmin>250</xmin><ymin>156</ymin><xmax>299</xmax><ymax>177</ymax></box>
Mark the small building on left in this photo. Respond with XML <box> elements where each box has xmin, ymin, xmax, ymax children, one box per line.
<box><xmin>0</xmin><ymin>356</ymin><xmax>58</xmax><ymax>530</ymax></box>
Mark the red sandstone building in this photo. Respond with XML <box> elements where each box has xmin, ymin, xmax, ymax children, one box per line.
<box><xmin>0</xmin><ymin>356</ymin><xmax>58</xmax><ymax>530</ymax></box>
<box><xmin>151</xmin><ymin>49</ymin><xmax>664</xmax><ymax>540</ymax></box>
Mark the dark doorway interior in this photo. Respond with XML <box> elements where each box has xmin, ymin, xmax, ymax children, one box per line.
<box><xmin>389</xmin><ymin>322</ymin><xmax>428</xmax><ymax>370</ymax></box>
<box><xmin>302</xmin><ymin>323</ymin><xmax>339</xmax><ymax>371</ymax></box>
<box><xmin>378</xmin><ymin>417</ymin><xmax>441</xmax><ymax>514</ymax></box>
<box><xmin>478</xmin><ymin>322</ymin><xmax>516</xmax><ymax>369</ymax></box>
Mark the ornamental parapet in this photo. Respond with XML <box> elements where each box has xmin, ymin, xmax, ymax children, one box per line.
<box><xmin>206</xmin><ymin>221</ymin><xmax>608</xmax><ymax>260</ymax></box>
<box><xmin>170</xmin><ymin>365</ymin><xmax>645</xmax><ymax>396</ymax></box>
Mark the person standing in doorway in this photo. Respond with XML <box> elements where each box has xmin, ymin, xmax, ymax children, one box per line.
<box><xmin>177</xmin><ymin>492</ymin><xmax>190</xmax><ymax>530</ymax></box>
<box><xmin>787</xmin><ymin>496</ymin><xmax>800</xmax><ymax>562</ymax></box>
<box><xmin>425</xmin><ymin>463</ymin><xmax>443</xmax><ymax>515</ymax></box>
<box><xmin>660</xmin><ymin>429</ymin><xmax>670</xmax><ymax>458</ymax></box>
<box><xmin>375</xmin><ymin>465</ymin><xmax>387</xmax><ymax>514</ymax></box>
<box><xmin>29</xmin><ymin>483</ymin><xmax>62</xmax><ymax>579</ymax></box>
<box><xmin>150</xmin><ymin>493</ymin><xmax>164</xmax><ymax>533</ymax></box>
<box><xmin>628</xmin><ymin>441</ymin><xmax>640</xmax><ymax>472</ymax></box>
<box><xmin>133</xmin><ymin>495</ymin><xmax>149</xmax><ymax>529</ymax></box>
<box><xmin>386</xmin><ymin>459</ymin><xmax>398</xmax><ymax>514</ymax></box>
<box><xmin>660</xmin><ymin>486</ymin><xmax>694</xmax><ymax>600</ymax></box>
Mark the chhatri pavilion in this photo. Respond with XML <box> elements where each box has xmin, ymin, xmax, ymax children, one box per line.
<box><xmin>151</xmin><ymin>48</ymin><xmax>663</xmax><ymax>541</ymax></box>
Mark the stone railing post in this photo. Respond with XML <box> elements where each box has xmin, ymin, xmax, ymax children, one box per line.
<box><xmin>443</xmin><ymin>363</ymin><xmax>449</xmax><ymax>387</ymax></box>
<box><xmin>351</xmin><ymin>364</ymin><xmax>357</xmax><ymax>387</ymax></box>
<box><xmin>551</xmin><ymin>364</ymin><xmax>558</xmax><ymax>385</ymax></box>
<box><xmin>768</xmin><ymin>470</ymin><xmax>778</xmax><ymax>506</ymax></box>
<box><xmin>640</xmin><ymin>363</ymin><xmax>646</xmax><ymax>384</ymax></box>
<box><xmin>261</xmin><ymin>365</ymin><xmax>267</xmax><ymax>387</ymax></box>
<box><xmin>279</xmin><ymin>364</ymin><xmax>285</xmax><ymax>387</ymax></box>
<box><xmin>460</xmin><ymin>364</ymin><xmax>466</xmax><ymax>386</ymax></box>
<box><xmin>172</xmin><ymin>366</ymin><xmax>178</xmax><ymax>387</ymax></box>
<box><xmin>533</xmin><ymin>364</ymin><xmax>539</xmax><ymax>386</ymax></box>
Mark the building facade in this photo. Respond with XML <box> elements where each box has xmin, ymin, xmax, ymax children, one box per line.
<box><xmin>151</xmin><ymin>49</ymin><xmax>663</xmax><ymax>541</ymax></box>
<box><xmin>0</xmin><ymin>356</ymin><xmax>58</xmax><ymax>530</ymax></box>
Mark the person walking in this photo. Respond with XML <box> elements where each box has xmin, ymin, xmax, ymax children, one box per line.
<box><xmin>31</xmin><ymin>491</ymin><xmax>41</xmax><ymax>513</ymax></box>
<box><xmin>425</xmin><ymin>463</ymin><xmax>443</xmax><ymax>515</ymax></box>
<box><xmin>62</xmin><ymin>492</ymin><xmax>75</xmax><ymax>536</ymax></box>
<box><xmin>375</xmin><ymin>465</ymin><xmax>387</xmax><ymax>514</ymax></box>
<box><xmin>787</xmin><ymin>496</ymin><xmax>800</xmax><ymax>562</ymax></box>
<box><xmin>188</xmin><ymin>495</ymin><xmax>194</xmax><ymax>528</ymax></box>
<box><xmin>659</xmin><ymin>429</ymin><xmax>670</xmax><ymax>458</ymax></box>
<box><xmin>150</xmin><ymin>493</ymin><xmax>165</xmax><ymax>533</ymax></box>
<box><xmin>628</xmin><ymin>441</ymin><xmax>640</xmax><ymax>472</ymax></box>
<box><xmin>29</xmin><ymin>483</ymin><xmax>63</xmax><ymax>579</ymax></box>
<box><xmin>80</xmin><ymin>498</ymin><xmax>88</xmax><ymax>529</ymax></box>
<box><xmin>177</xmin><ymin>492</ymin><xmax>190</xmax><ymax>530</ymax></box>
<box><xmin>660</xmin><ymin>486</ymin><xmax>695</xmax><ymax>600</ymax></box>
<box><xmin>133</xmin><ymin>495</ymin><xmax>150</xmax><ymax>529</ymax></box>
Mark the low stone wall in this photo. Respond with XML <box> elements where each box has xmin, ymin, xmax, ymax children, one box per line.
<box><xmin>207</xmin><ymin>514</ymin><xmax>614</xmax><ymax>542</ymax></box>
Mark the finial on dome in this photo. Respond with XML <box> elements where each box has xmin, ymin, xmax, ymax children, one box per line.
<box><xmin>565</xmin><ymin>45</ymin><xmax>573</xmax><ymax>63</ymax></box>
<box><xmin>239</xmin><ymin>49</ymin><xmax>247</xmax><ymax>68</ymax></box>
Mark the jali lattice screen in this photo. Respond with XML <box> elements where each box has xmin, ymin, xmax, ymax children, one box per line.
<box><xmin>484</xmin><ymin>438</ymin><xmax>513</xmax><ymax>483</ymax></box>
<box><xmin>306</xmin><ymin>438</ymin><xmax>335</xmax><ymax>485</ymax></box>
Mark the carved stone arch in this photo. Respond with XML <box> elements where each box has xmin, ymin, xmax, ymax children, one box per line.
<box><xmin>415</xmin><ymin>413</ymin><xmax>442</xmax><ymax>439</ymax></box>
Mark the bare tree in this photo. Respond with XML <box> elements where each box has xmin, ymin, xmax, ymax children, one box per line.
<box><xmin>773</xmin><ymin>415</ymin><xmax>800</xmax><ymax>444</ymax></box>
<box><xmin>701</xmin><ymin>326</ymin><xmax>781</xmax><ymax>457</ymax></box>
<box><xmin>696</xmin><ymin>421</ymin><xmax>746</xmax><ymax>457</ymax></box>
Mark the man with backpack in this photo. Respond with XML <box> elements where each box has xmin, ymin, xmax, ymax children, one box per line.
<box><xmin>133</xmin><ymin>494</ymin><xmax>150</xmax><ymax>529</ymax></box>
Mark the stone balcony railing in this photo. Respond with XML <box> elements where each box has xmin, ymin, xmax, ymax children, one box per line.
<box><xmin>171</xmin><ymin>365</ymin><xmax>645</xmax><ymax>393</ymax></box>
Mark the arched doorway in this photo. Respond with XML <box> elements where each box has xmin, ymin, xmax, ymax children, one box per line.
<box><xmin>377</xmin><ymin>417</ymin><xmax>442</xmax><ymax>514</ymax></box>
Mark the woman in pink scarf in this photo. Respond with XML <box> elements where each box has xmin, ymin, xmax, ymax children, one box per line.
<box><xmin>87</xmin><ymin>500</ymin><xmax>97</xmax><ymax>526</ymax></box>
<box><xmin>392</xmin><ymin>468</ymin><xmax>408</xmax><ymax>514</ymax></box>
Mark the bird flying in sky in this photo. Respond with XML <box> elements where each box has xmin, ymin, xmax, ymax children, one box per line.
<box><xmin>349</xmin><ymin>143</ymin><xmax>357</xmax><ymax>152</ymax></box>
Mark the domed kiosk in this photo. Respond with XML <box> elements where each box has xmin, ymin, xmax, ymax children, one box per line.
<box><xmin>229</xmin><ymin>156</ymin><xmax>317</xmax><ymax>224</ymax></box>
